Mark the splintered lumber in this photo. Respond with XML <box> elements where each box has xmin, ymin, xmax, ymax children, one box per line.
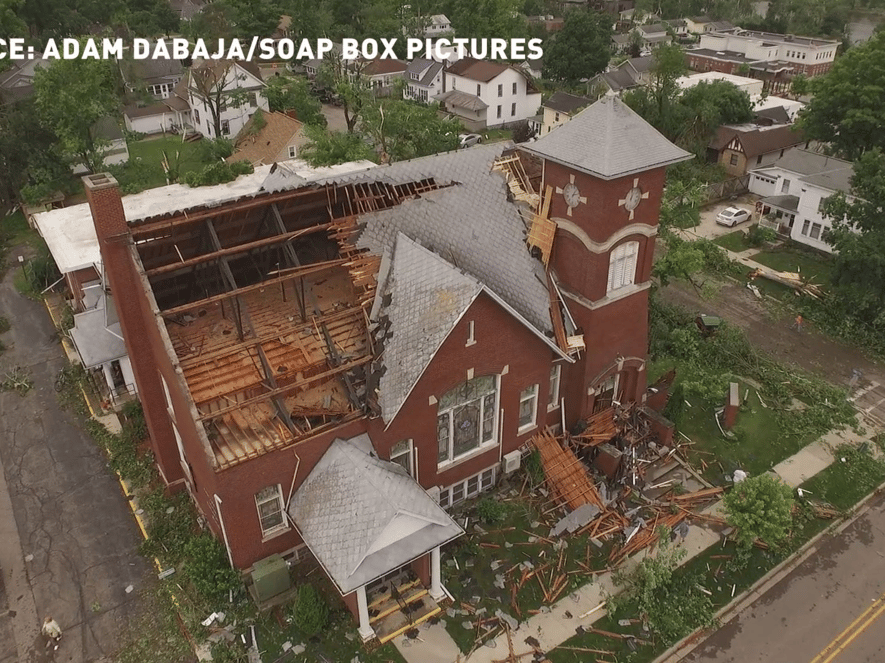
<box><xmin>574</xmin><ymin>407</ymin><xmax>619</xmax><ymax>446</ymax></box>
<box><xmin>531</xmin><ymin>429</ymin><xmax>604</xmax><ymax>511</ymax></box>
<box><xmin>670</xmin><ymin>487</ymin><xmax>724</xmax><ymax>503</ymax></box>
<box><xmin>609</xmin><ymin>511</ymin><xmax>686</xmax><ymax>563</ymax></box>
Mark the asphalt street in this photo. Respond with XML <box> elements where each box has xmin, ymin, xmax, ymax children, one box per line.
<box><xmin>681</xmin><ymin>492</ymin><xmax>885</xmax><ymax>663</ymax></box>
<box><xmin>0</xmin><ymin>255</ymin><xmax>150</xmax><ymax>663</ymax></box>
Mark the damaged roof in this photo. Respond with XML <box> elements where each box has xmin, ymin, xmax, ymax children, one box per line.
<box><xmin>375</xmin><ymin>235</ymin><xmax>483</xmax><ymax>423</ymax></box>
<box><xmin>521</xmin><ymin>96</ymin><xmax>693</xmax><ymax>180</ymax></box>
<box><xmin>289</xmin><ymin>435</ymin><xmax>463</xmax><ymax>595</ymax></box>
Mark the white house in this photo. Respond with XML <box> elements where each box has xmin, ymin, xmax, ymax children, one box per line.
<box><xmin>404</xmin><ymin>59</ymin><xmax>444</xmax><ymax>103</ymax></box>
<box><xmin>187</xmin><ymin>59</ymin><xmax>269</xmax><ymax>139</ymax></box>
<box><xmin>435</xmin><ymin>58</ymin><xmax>541</xmax><ymax>130</ymax></box>
<box><xmin>424</xmin><ymin>14</ymin><xmax>452</xmax><ymax>36</ymax></box>
<box><xmin>749</xmin><ymin>149</ymin><xmax>853</xmax><ymax>253</ymax></box>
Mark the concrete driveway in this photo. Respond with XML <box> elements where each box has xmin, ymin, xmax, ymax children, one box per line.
<box><xmin>683</xmin><ymin>194</ymin><xmax>759</xmax><ymax>240</ymax></box>
<box><xmin>0</xmin><ymin>253</ymin><xmax>150</xmax><ymax>662</ymax></box>
<box><xmin>321</xmin><ymin>103</ymin><xmax>348</xmax><ymax>133</ymax></box>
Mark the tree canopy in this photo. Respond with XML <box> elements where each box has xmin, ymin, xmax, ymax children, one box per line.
<box><xmin>542</xmin><ymin>8</ymin><xmax>612</xmax><ymax>83</ymax></box>
<box><xmin>359</xmin><ymin>100</ymin><xmax>460</xmax><ymax>163</ymax></box>
<box><xmin>723</xmin><ymin>474</ymin><xmax>795</xmax><ymax>547</ymax></box>
<box><xmin>821</xmin><ymin>148</ymin><xmax>885</xmax><ymax>329</ymax></box>
<box><xmin>799</xmin><ymin>30</ymin><xmax>885</xmax><ymax>160</ymax></box>
<box><xmin>33</xmin><ymin>53</ymin><xmax>120</xmax><ymax>173</ymax></box>
<box><xmin>300</xmin><ymin>126</ymin><xmax>377</xmax><ymax>167</ymax></box>
<box><xmin>264</xmin><ymin>77</ymin><xmax>327</xmax><ymax>127</ymax></box>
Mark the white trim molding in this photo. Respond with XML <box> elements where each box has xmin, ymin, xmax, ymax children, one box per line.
<box><xmin>553</xmin><ymin>219</ymin><xmax>657</xmax><ymax>255</ymax></box>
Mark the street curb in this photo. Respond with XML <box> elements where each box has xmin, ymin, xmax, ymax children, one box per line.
<box><xmin>653</xmin><ymin>479</ymin><xmax>885</xmax><ymax>663</ymax></box>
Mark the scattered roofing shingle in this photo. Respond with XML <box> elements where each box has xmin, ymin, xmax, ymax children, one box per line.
<box><xmin>544</xmin><ymin>91</ymin><xmax>592</xmax><ymax>114</ymax></box>
<box><xmin>522</xmin><ymin>96</ymin><xmax>693</xmax><ymax>180</ymax></box>
<box><xmin>446</xmin><ymin>57</ymin><xmax>510</xmax><ymax>82</ymax></box>
<box><xmin>289</xmin><ymin>435</ymin><xmax>463</xmax><ymax>595</ymax></box>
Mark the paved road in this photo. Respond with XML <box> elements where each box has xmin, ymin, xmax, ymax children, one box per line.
<box><xmin>682</xmin><ymin>492</ymin><xmax>885</xmax><ymax>663</ymax></box>
<box><xmin>0</xmin><ymin>255</ymin><xmax>150</xmax><ymax>662</ymax></box>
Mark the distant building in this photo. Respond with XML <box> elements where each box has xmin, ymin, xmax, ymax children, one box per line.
<box><xmin>709</xmin><ymin>122</ymin><xmax>807</xmax><ymax>176</ymax></box>
<box><xmin>404</xmin><ymin>59</ymin><xmax>445</xmax><ymax>103</ymax></box>
<box><xmin>539</xmin><ymin>91</ymin><xmax>592</xmax><ymax>135</ymax></box>
<box><xmin>227</xmin><ymin>111</ymin><xmax>306</xmax><ymax>166</ymax></box>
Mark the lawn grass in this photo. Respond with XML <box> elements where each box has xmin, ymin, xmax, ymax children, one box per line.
<box><xmin>482</xmin><ymin>127</ymin><xmax>514</xmax><ymax>143</ymax></box>
<box><xmin>748</xmin><ymin>248</ymin><xmax>832</xmax><ymax>285</ymax></box>
<box><xmin>713</xmin><ymin>229</ymin><xmax>753</xmax><ymax>253</ymax></box>
<box><xmin>800</xmin><ymin>444</ymin><xmax>885</xmax><ymax>511</ymax></box>
<box><xmin>113</xmin><ymin>136</ymin><xmax>214</xmax><ymax>192</ymax></box>
<box><xmin>677</xmin><ymin>384</ymin><xmax>815</xmax><ymax>483</ymax></box>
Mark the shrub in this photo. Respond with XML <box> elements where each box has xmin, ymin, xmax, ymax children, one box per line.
<box><xmin>182</xmin><ymin>160</ymin><xmax>252</xmax><ymax>187</ymax></box>
<box><xmin>476</xmin><ymin>496</ymin><xmax>510</xmax><ymax>524</ymax></box>
<box><xmin>291</xmin><ymin>584</ymin><xmax>329</xmax><ymax>636</ymax></box>
<box><xmin>183</xmin><ymin>534</ymin><xmax>240</xmax><ymax>604</ymax></box>
<box><xmin>723</xmin><ymin>473</ymin><xmax>795</xmax><ymax>547</ymax></box>
<box><xmin>524</xmin><ymin>449</ymin><xmax>544</xmax><ymax>484</ymax></box>
<box><xmin>746</xmin><ymin>224</ymin><xmax>777</xmax><ymax>247</ymax></box>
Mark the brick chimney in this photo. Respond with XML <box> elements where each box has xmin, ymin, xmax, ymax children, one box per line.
<box><xmin>84</xmin><ymin>174</ymin><xmax>184</xmax><ymax>487</ymax></box>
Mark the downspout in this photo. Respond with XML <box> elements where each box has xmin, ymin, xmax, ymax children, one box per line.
<box><xmin>285</xmin><ymin>451</ymin><xmax>301</xmax><ymax>526</ymax></box>
<box><xmin>213</xmin><ymin>494</ymin><xmax>235</xmax><ymax>568</ymax></box>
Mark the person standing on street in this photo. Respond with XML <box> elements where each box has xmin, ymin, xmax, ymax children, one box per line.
<box><xmin>791</xmin><ymin>314</ymin><xmax>803</xmax><ymax>332</ymax></box>
<box><xmin>42</xmin><ymin>616</ymin><xmax>62</xmax><ymax>650</ymax></box>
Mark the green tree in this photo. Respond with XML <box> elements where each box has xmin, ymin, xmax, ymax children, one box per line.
<box><xmin>799</xmin><ymin>30</ymin><xmax>885</xmax><ymax>160</ymax></box>
<box><xmin>220</xmin><ymin>0</ymin><xmax>283</xmax><ymax>37</ymax></box>
<box><xmin>317</xmin><ymin>57</ymin><xmax>374</xmax><ymax>134</ymax></box>
<box><xmin>264</xmin><ymin>77</ymin><xmax>327</xmax><ymax>126</ymax></box>
<box><xmin>0</xmin><ymin>0</ymin><xmax>27</xmax><ymax>41</ymax></box>
<box><xmin>723</xmin><ymin>474</ymin><xmax>795</xmax><ymax>547</ymax></box>
<box><xmin>359</xmin><ymin>100</ymin><xmax>459</xmax><ymax>163</ymax></box>
<box><xmin>33</xmin><ymin>53</ymin><xmax>120</xmax><ymax>173</ymax></box>
<box><xmin>623</xmin><ymin>44</ymin><xmax>689</xmax><ymax>141</ymax></box>
<box><xmin>300</xmin><ymin>126</ymin><xmax>376</xmax><ymax>166</ymax></box>
<box><xmin>821</xmin><ymin>148</ymin><xmax>885</xmax><ymax>329</ymax></box>
<box><xmin>678</xmin><ymin>80</ymin><xmax>754</xmax><ymax>150</ymax></box>
<box><xmin>443</xmin><ymin>0</ymin><xmax>528</xmax><ymax>41</ymax></box>
<box><xmin>0</xmin><ymin>99</ymin><xmax>68</xmax><ymax>207</ymax></box>
<box><xmin>542</xmin><ymin>8</ymin><xmax>612</xmax><ymax>83</ymax></box>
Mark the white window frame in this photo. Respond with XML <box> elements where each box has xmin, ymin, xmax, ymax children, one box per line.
<box><xmin>255</xmin><ymin>485</ymin><xmax>287</xmax><ymax>538</ymax></box>
<box><xmin>781</xmin><ymin>178</ymin><xmax>790</xmax><ymax>193</ymax></box>
<box><xmin>801</xmin><ymin>219</ymin><xmax>811</xmax><ymax>235</ymax></box>
<box><xmin>390</xmin><ymin>439</ymin><xmax>414</xmax><ymax>477</ymax></box>
<box><xmin>810</xmin><ymin>222</ymin><xmax>822</xmax><ymax>240</ymax></box>
<box><xmin>287</xmin><ymin>144</ymin><xmax>297</xmax><ymax>159</ymax></box>
<box><xmin>607</xmin><ymin>241</ymin><xmax>639</xmax><ymax>293</ymax></box>
<box><xmin>221</xmin><ymin>119</ymin><xmax>230</xmax><ymax>135</ymax></box>
<box><xmin>437</xmin><ymin>467</ymin><xmax>496</xmax><ymax>509</ymax></box>
<box><xmin>518</xmin><ymin>384</ymin><xmax>539</xmax><ymax>434</ymax></box>
<box><xmin>548</xmin><ymin>364</ymin><xmax>562</xmax><ymax>412</ymax></box>
<box><xmin>437</xmin><ymin>376</ymin><xmax>499</xmax><ymax>468</ymax></box>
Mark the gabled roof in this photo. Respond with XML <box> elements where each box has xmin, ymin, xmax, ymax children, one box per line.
<box><xmin>289</xmin><ymin>435</ymin><xmax>463</xmax><ymax>594</ymax></box>
<box><xmin>124</xmin><ymin>102</ymin><xmax>173</xmax><ymax>119</ymax></box>
<box><xmin>446</xmin><ymin>57</ymin><xmax>510</xmax><ymax>83</ymax></box>
<box><xmin>521</xmin><ymin>96</ymin><xmax>693</xmax><ymax>180</ymax></box>
<box><xmin>406</xmin><ymin>59</ymin><xmax>444</xmax><ymax>86</ymax></box>
<box><xmin>639</xmin><ymin>23</ymin><xmax>667</xmax><ymax>34</ymax></box>
<box><xmin>362</xmin><ymin>59</ymin><xmax>408</xmax><ymax>76</ymax></box>
<box><xmin>711</xmin><ymin>123</ymin><xmax>804</xmax><ymax>158</ymax></box>
<box><xmin>755</xmin><ymin>105</ymin><xmax>791</xmax><ymax>125</ymax></box>
<box><xmin>773</xmin><ymin>149</ymin><xmax>853</xmax><ymax>193</ymax></box>
<box><xmin>544</xmin><ymin>91</ymin><xmax>591</xmax><ymax>114</ymax></box>
<box><xmin>435</xmin><ymin>89</ymin><xmax>488</xmax><ymax>110</ymax></box>
<box><xmin>120</xmin><ymin>45</ymin><xmax>184</xmax><ymax>85</ymax></box>
<box><xmin>227</xmin><ymin>111</ymin><xmax>304</xmax><ymax>166</ymax></box>
<box><xmin>376</xmin><ymin>235</ymin><xmax>483</xmax><ymax>422</ymax></box>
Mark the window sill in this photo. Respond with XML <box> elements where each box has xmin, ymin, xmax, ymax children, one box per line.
<box><xmin>547</xmin><ymin>404</ymin><xmax>560</xmax><ymax>413</ymax></box>
<box><xmin>437</xmin><ymin>441</ymin><xmax>498</xmax><ymax>473</ymax></box>
<box><xmin>261</xmin><ymin>525</ymin><xmax>291</xmax><ymax>544</ymax></box>
<box><xmin>517</xmin><ymin>423</ymin><xmax>537</xmax><ymax>437</ymax></box>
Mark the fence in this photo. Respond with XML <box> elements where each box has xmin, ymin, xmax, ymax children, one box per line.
<box><xmin>702</xmin><ymin>174</ymin><xmax>750</xmax><ymax>204</ymax></box>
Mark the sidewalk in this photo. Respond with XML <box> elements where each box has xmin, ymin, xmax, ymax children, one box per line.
<box><xmin>394</xmin><ymin>420</ymin><xmax>874</xmax><ymax>663</ymax></box>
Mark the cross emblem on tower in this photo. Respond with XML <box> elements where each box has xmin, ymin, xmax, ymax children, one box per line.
<box><xmin>555</xmin><ymin>174</ymin><xmax>587</xmax><ymax>217</ymax></box>
<box><xmin>618</xmin><ymin>178</ymin><xmax>649</xmax><ymax>220</ymax></box>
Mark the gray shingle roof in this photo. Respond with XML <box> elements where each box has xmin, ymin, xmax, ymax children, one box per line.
<box><xmin>406</xmin><ymin>59</ymin><xmax>444</xmax><ymax>87</ymax></box>
<box><xmin>354</xmin><ymin>143</ymin><xmax>554</xmax><ymax>339</ymax></box>
<box><xmin>435</xmin><ymin>89</ymin><xmax>488</xmax><ymax>111</ymax></box>
<box><xmin>774</xmin><ymin>149</ymin><xmax>854</xmax><ymax>194</ymax></box>
<box><xmin>521</xmin><ymin>96</ymin><xmax>693</xmax><ymax>180</ymax></box>
<box><xmin>376</xmin><ymin>235</ymin><xmax>483</xmax><ymax>423</ymax></box>
<box><xmin>289</xmin><ymin>435</ymin><xmax>463</xmax><ymax>594</ymax></box>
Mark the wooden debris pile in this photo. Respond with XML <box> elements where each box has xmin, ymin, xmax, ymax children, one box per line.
<box><xmin>748</xmin><ymin>267</ymin><xmax>826</xmax><ymax>300</ymax></box>
<box><xmin>531</xmin><ymin>428</ymin><xmax>604</xmax><ymax>510</ymax></box>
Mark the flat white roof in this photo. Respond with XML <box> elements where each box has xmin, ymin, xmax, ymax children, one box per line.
<box><xmin>33</xmin><ymin>159</ymin><xmax>377</xmax><ymax>274</ymax></box>
<box><xmin>676</xmin><ymin>71</ymin><xmax>762</xmax><ymax>90</ymax></box>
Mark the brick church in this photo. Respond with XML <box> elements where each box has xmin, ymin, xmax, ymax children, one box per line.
<box><xmin>69</xmin><ymin>95</ymin><xmax>690</xmax><ymax>640</ymax></box>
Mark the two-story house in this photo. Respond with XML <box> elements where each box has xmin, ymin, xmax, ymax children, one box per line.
<box><xmin>749</xmin><ymin>149</ymin><xmax>853</xmax><ymax>253</ymax></box>
<box><xmin>358</xmin><ymin>59</ymin><xmax>408</xmax><ymax>96</ymax></box>
<box><xmin>435</xmin><ymin>58</ymin><xmax>542</xmax><ymax>130</ymax></box>
<box><xmin>709</xmin><ymin>121</ymin><xmax>807</xmax><ymax>176</ymax></box>
<box><xmin>404</xmin><ymin>59</ymin><xmax>445</xmax><ymax>103</ymax></box>
<box><xmin>187</xmin><ymin>59</ymin><xmax>269</xmax><ymax>139</ymax></box>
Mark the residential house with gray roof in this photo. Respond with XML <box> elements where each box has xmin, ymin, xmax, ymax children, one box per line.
<box><xmin>404</xmin><ymin>59</ymin><xmax>444</xmax><ymax>103</ymax></box>
<box><xmin>749</xmin><ymin>148</ymin><xmax>853</xmax><ymax>253</ymax></box>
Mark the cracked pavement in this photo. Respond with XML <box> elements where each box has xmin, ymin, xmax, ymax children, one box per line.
<box><xmin>0</xmin><ymin>254</ymin><xmax>151</xmax><ymax>663</ymax></box>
